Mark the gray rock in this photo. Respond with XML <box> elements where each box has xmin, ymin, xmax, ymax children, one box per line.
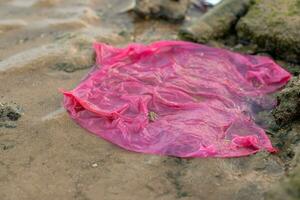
<box><xmin>134</xmin><ymin>0</ymin><xmax>190</xmax><ymax>22</ymax></box>
<box><xmin>179</xmin><ymin>0</ymin><xmax>252</xmax><ymax>43</ymax></box>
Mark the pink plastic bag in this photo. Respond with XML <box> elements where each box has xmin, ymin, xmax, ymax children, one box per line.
<box><xmin>63</xmin><ymin>41</ymin><xmax>291</xmax><ymax>157</ymax></box>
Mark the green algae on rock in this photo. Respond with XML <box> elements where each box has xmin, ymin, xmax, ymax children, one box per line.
<box><xmin>270</xmin><ymin>121</ymin><xmax>300</xmax><ymax>162</ymax></box>
<box><xmin>179</xmin><ymin>0</ymin><xmax>252</xmax><ymax>43</ymax></box>
<box><xmin>272</xmin><ymin>76</ymin><xmax>300</xmax><ymax>126</ymax></box>
<box><xmin>236</xmin><ymin>0</ymin><xmax>300</xmax><ymax>63</ymax></box>
<box><xmin>270</xmin><ymin>76</ymin><xmax>300</xmax><ymax>162</ymax></box>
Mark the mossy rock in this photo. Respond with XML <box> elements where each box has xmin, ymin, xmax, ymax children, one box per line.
<box><xmin>272</xmin><ymin>76</ymin><xmax>300</xmax><ymax>126</ymax></box>
<box><xmin>266</xmin><ymin>145</ymin><xmax>300</xmax><ymax>200</ymax></box>
<box><xmin>236</xmin><ymin>0</ymin><xmax>300</xmax><ymax>63</ymax></box>
<box><xmin>0</xmin><ymin>102</ymin><xmax>22</xmax><ymax>128</ymax></box>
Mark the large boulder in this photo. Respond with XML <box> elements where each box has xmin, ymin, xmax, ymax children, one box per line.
<box><xmin>179</xmin><ymin>0</ymin><xmax>252</xmax><ymax>43</ymax></box>
<box><xmin>236</xmin><ymin>0</ymin><xmax>300</xmax><ymax>63</ymax></box>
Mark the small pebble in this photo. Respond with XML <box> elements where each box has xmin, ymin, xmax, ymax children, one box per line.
<box><xmin>91</xmin><ymin>163</ymin><xmax>98</xmax><ymax>168</ymax></box>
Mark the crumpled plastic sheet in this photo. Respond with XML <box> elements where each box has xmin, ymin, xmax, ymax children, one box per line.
<box><xmin>63</xmin><ymin>41</ymin><xmax>291</xmax><ymax>158</ymax></box>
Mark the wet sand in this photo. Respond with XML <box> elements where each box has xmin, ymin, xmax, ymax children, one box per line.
<box><xmin>0</xmin><ymin>1</ymin><xmax>288</xmax><ymax>199</ymax></box>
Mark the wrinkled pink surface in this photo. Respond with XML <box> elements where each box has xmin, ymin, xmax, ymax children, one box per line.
<box><xmin>63</xmin><ymin>41</ymin><xmax>291</xmax><ymax>157</ymax></box>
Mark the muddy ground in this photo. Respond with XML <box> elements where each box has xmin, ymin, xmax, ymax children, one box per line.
<box><xmin>0</xmin><ymin>0</ymin><xmax>299</xmax><ymax>200</ymax></box>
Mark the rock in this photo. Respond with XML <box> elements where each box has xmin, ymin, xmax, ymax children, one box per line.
<box><xmin>91</xmin><ymin>163</ymin><xmax>98</xmax><ymax>168</ymax></box>
<box><xmin>52</xmin><ymin>62</ymin><xmax>90</xmax><ymax>73</ymax></box>
<box><xmin>178</xmin><ymin>0</ymin><xmax>209</xmax><ymax>37</ymax></box>
<box><xmin>134</xmin><ymin>0</ymin><xmax>190</xmax><ymax>22</ymax></box>
<box><xmin>51</xmin><ymin>35</ymin><xmax>95</xmax><ymax>73</ymax></box>
<box><xmin>0</xmin><ymin>140</ymin><xmax>15</xmax><ymax>151</ymax></box>
<box><xmin>272</xmin><ymin>76</ymin><xmax>300</xmax><ymax>126</ymax></box>
<box><xmin>236</xmin><ymin>0</ymin><xmax>300</xmax><ymax>63</ymax></box>
<box><xmin>179</xmin><ymin>0</ymin><xmax>252</xmax><ymax>43</ymax></box>
<box><xmin>271</xmin><ymin>120</ymin><xmax>300</xmax><ymax>161</ymax></box>
<box><xmin>0</xmin><ymin>102</ymin><xmax>22</xmax><ymax>128</ymax></box>
<box><xmin>111</xmin><ymin>0</ymin><xmax>136</xmax><ymax>13</ymax></box>
<box><xmin>231</xmin><ymin>43</ymin><xmax>258</xmax><ymax>55</ymax></box>
<box><xmin>266</xmin><ymin>145</ymin><xmax>300</xmax><ymax>200</ymax></box>
<box><xmin>0</xmin><ymin>33</ymin><xmax>94</xmax><ymax>73</ymax></box>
